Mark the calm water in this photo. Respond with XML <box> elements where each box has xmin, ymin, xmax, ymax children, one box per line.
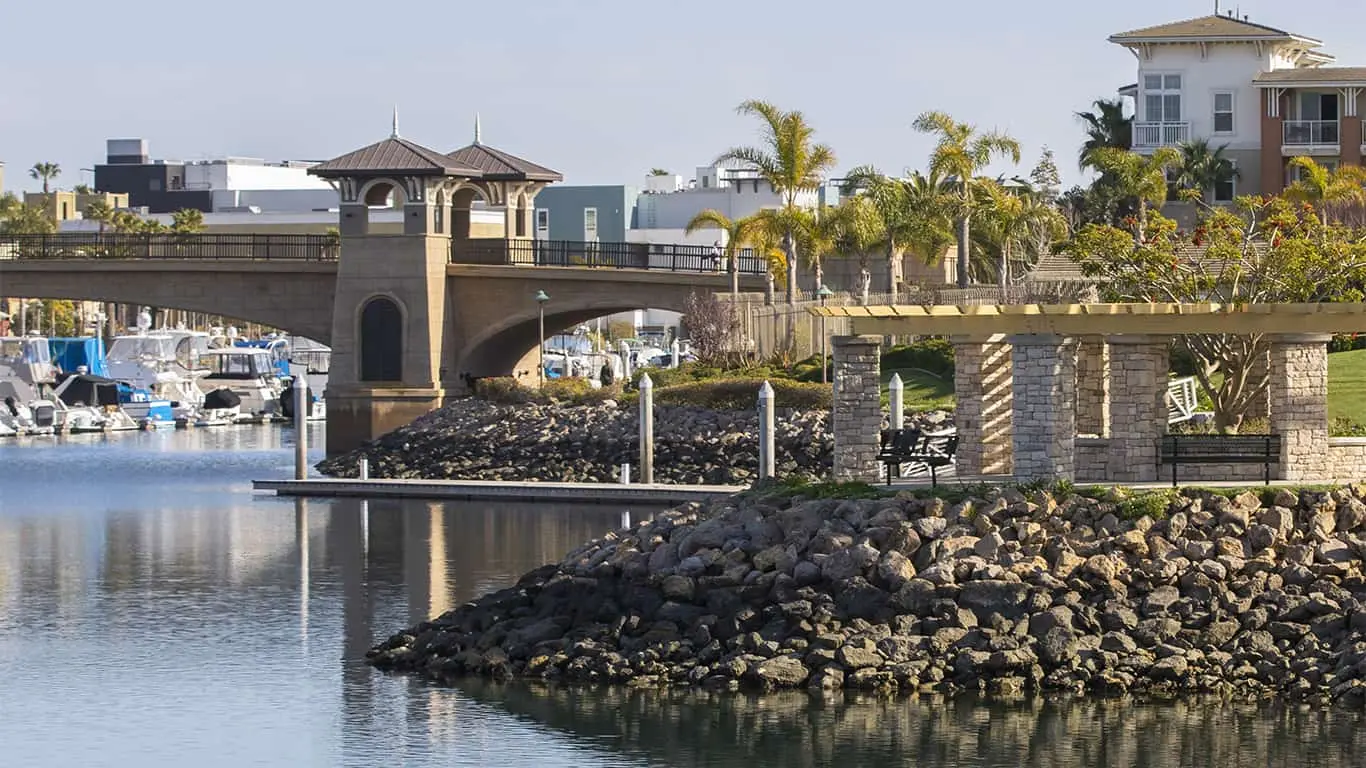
<box><xmin>1</xmin><ymin>427</ymin><xmax>1363</xmax><ymax>767</ymax></box>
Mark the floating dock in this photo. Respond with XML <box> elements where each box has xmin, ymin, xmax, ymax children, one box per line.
<box><xmin>252</xmin><ymin>478</ymin><xmax>744</xmax><ymax>505</ymax></box>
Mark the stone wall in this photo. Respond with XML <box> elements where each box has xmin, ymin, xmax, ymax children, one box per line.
<box><xmin>953</xmin><ymin>336</ymin><xmax>1013</xmax><ymax>477</ymax></box>
<box><xmin>1076</xmin><ymin>436</ymin><xmax>1273</xmax><ymax>485</ymax></box>
<box><xmin>831</xmin><ymin>335</ymin><xmax>882</xmax><ymax>482</ymax></box>
<box><xmin>1075</xmin><ymin>337</ymin><xmax>1109</xmax><ymax>437</ymax></box>
<box><xmin>1075</xmin><ymin>438</ymin><xmax>1108</xmax><ymax>480</ymax></box>
<box><xmin>1010</xmin><ymin>334</ymin><xmax>1075</xmax><ymax>482</ymax></box>
<box><xmin>1107</xmin><ymin>336</ymin><xmax>1169</xmax><ymax>483</ymax></box>
<box><xmin>1270</xmin><ymin>335</ymin><xmax>1330</xmax><ymax>482</ymax></box>
<box><xmin>1328</xmin><ymin>438</ymin><xmax>1366</xmax><ymax>481</ymax></box>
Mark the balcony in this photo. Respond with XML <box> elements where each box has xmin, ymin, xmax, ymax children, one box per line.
<box><xmin>1132</xmin><ymin>122</ymin><xmax>1191</xmax><ymax>150</ymax></box>
<box><xmin>1283</xmin><ymin>120</ymin><xmax>1339</xmax><ymax>153</ymax></box>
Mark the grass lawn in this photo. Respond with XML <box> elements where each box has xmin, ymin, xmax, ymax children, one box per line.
<box><xmin>1329</xmin><ymin>349</ymin><xmax>1366</xmax><ymax>423</ymax></box>
<box><xmin>880</xmin><ymin>367</ymin><xmax>955</xmax><ymax>412</ymax></box>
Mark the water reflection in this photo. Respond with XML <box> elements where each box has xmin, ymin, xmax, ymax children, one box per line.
<box><xmin>1</xmin><ymin>429</ymin><xmax>1364</xmax><ymax>767</ymax></box>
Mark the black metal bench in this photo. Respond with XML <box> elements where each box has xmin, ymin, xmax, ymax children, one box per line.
<box><xmin>1157</xmin><ymin>433</ymin><xmax>1280</xmax><ymax>488</ymax></box>
<box><xmin>878</xmin><ymin>429</ymin><xmax>959</xmax><ymax>487</ymax></box>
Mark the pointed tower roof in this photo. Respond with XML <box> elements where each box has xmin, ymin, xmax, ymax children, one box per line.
<box><xmin>445</xmin><ymin>115</ymin><xmax>562</xmax><ymax>181</ymax></box>
<box><xmin>310</xmin><ymin>135</ymin><xmax>484</xmax><ymax>178</ymax></box>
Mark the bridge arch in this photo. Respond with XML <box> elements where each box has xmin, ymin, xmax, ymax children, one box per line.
<box><xmin>358</xmin><ymin>294</ymin><xmax>406</xmax><ymax>383</ymax></box>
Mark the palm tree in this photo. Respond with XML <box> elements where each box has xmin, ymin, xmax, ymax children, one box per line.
<box><xmin>170</xmin><ymin>208</ymin><xmax>205</xmax><ymax>233</ymax></box>
<box><xmin>717</xmin><ymin>100</ymin><xmax>836</xmax><ymax>303</ymax></box>
<box><xmin>1284</xmin><ymin>156</ymin><xmax>1366</xmax><ymax>226</ymax></box>
<box><xmin>29</xmin><ymin>162</ymin><xmax>61</xmax><ymax>194</ymax></box>
<box><xmin>1175</xmin><ymin>139</ymin><xmax>1239</xmax><ymax>204</ymax></box>
<box><xmin>913</xmin><ymin>111</ymin><xmax>1022</xmax><ymax>288</ymax></box>
<box><xmin>685</xmin><ymin>209</ymin><xmax>767</xmax><ymax>296</ymax></box>
<box><xmin>1087</xmin><ymin>147</ymin><xmax>1180</xmax><ymax>241</ymax></box>
<box><xmin>841</xmin><ymin>166</ymin><xmax>956</xmax><ymax>300</ymax></box>
<box><xmin>980</xmin><ymin>183</ymin><xmax>1067</xmax><ymax>288</ymax></box>
<box><xmin>84</xmin><ymin>201</ymin><xmax>114</xmax><ymax>233</ymax></box>
<box><xmin>1076</xmin><ymin>98</ymin><xmax>1132</xmax><ymax>170</ymax></box>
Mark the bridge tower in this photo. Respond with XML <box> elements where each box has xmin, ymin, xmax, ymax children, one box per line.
<box><xmin>308</xmin><ymin>118</ymin><xmax>561</xmax><ymax>455</ymax></box>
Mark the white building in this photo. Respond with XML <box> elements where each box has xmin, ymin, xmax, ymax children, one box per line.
<box><xmin>635</xmin><ymin>164</ymin><xmax>833</xmax><ymax>230</ymax></box>
<box><xmin>1114</xmin><ymin>12</ymin><xmax>1366</xmax><ymax>199</ymax></box>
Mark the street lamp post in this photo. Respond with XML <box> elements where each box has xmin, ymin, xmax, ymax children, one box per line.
<box><xmin>817</xmin><ymin>285</ymin><xmax>833</xmax><ymax>384</ymax></box>
<box><xmin>535</xmin><ymin>290</ymin><xmax>550</xmax><ymax>386</ymax></box>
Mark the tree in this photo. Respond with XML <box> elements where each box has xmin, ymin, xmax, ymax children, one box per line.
<box><xmin>649</xmin><ymin>168</ymin><xmax>671</xmax><ymax>176</ymax></box>
<box><xmin>841</xmin><ymin>166</ymin><xmax>956</xmax><ymax>301</ymax></box>
<box><xmin>170</xmin><ymin>208</ymin><xmax>205</xmax><ymax>233</ymax></box>
<box><xmin>29</xmin><ymin>162</ymin><xmax>61</xmax><ymax>194</ymax></box>
<box><xmin>684</xmin><ymin>208</ymin><xmax>775</xmax><ymax>296</ymax></box>
<box><xmin>1087</xmin><ymin>147</ymin><xmax>1180</xmax><ymax>242</ymax></box>
<box><xmin>979</xmin><ymin>183</ymin><xmax>1066</xmax><ymax>288</ymax></box>
<box><xmin>913</xmin><ymin>110</ymin><xmax>1022</xmax><ymax>288</ymax></box>
<box><xmin>1029</xmin><ymin>147</ymin><xmax>1062</xmax><ymax>202</ymax></box>
<box><xmin>0</xmin><ymin>193</ymin><xmax>56</xmax><ymax>235</ymax></box>
<box><xmin>1065</xmin><ymin>198</ymin><xmax>1366</xmax><ymax>432</ymax></box>
<box><xmin>682</xmin><ymin>291</ymin><xmax>744</xmax><ymax>366</ymax></box>
<box><xmin>73</xmin><ymin>184</ymin><xmax>92</xmax><ymax>194</ymax></box>
<box><xmin>717</xmin><ymin>100</ymin><xmax>836</xmax><ymax>303</ymax></box>
<box><xmin>84</xmin><ymin>201</ymin><xmax>114</xmax><ymax>233</ymax></box>
<box><xmin>1076</xmin><ymin>98</ymin><xmax>1132</xmax><ymax>170</ymax></box>
<box><xmin>1284</xmin><ymin>156</ymin><xmax>1366</xmax><ymax>227</ymax></box>
<box><xmin>1175</xmin><ymin>139</ymin><xmax>1239</xmax><ymax>204</ymax></box>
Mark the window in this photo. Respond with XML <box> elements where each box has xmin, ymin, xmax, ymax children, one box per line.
<box><xmin>1143</xmin><ymin>73</ymin><xmax>1183</xmax><ymax>123</ymax></box>
<box><xmin>536</xmin><ymin>209</ymin><xmax>549</xmax><ymax>232</ymax></box>
<box><xmin>149</xmin><ymin>178</ymin><xmax>162</xmax><ymax>191</ymax></box>
<box><xmin>1213</xmin><ymin>92</ymin><xmax>1235</xmax><ymax>133</ymax></box>
<box><xmin>583</xmin><ymin>208</ymin><xmax>598</xmax><ymax>242</ymax></box>
<box><xmin>1214</xmin><ymin>162</ymin><xmax>1237</xmax><ymax>203</ymax></box>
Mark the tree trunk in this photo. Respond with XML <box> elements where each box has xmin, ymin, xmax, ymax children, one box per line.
<box><xmin>887</xmin><ymin>241</ymin><xmax>900</xmax><ymax>304</ymax></box>
<box><xmin>813</xmin><ymin>259</ymin><xmax>823</xmax><ymax>295</ymax></box>
<box><xmin>785</xmin><ymin>233</ymin><xmax>798</xmax><ymax>305</ymax></box>
<box><xmin>956</xmin><ymin>213</ymin><xmax>971</xmax><ymax>288</ymax></box>
<box><xmin>1137</xmin><ymin>199</ymin><xmax>1147</xmax><ymax>243</ymax></box>
<box><xmin>998</xmin><ymin>242</ymin><xmax>1010</xmax><ymax>291</ymax></box>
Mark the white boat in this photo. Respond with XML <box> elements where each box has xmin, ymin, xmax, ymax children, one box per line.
<box><xmin>50</xmin><ymin>373</ymin><xmax>140</xmax><ymax>432</ymax></box>
<box><xmin>104</xmin><ymin>331</ymin><xmax>212</xmax><ymax>422</ymax></box>
<box><xmin>0</xmin><ymin>336</ymin><xmax>58</xmax><ymax>436</ymax></box>
<box><xmin>198</xmin><ymin>348</ymin><xmax>285</xmax><ymax>423</ymax></box>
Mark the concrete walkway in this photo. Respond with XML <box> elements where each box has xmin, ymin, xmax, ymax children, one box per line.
<box><xmin>252</xmin><ymin>478</ymin><xmax>743</xmax><ymax>505</ymax></box>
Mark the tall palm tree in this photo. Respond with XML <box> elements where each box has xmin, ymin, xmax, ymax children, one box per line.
<box><xmin>1284</xmin><ymin>156</ymin><xmax>1366</xmax><ymax>226</ymax></box>
<box><xmin>1076</xmin><ymin>98</ymin><xmax>1132</xmax><ymax>170</ymax></box>
<box><xmin>1175</xmin><ymin>139</ymin><xmax>1239</xmax><ymax>204</ymax></box>
<box><xmin>842</xmin><ymin>166</ymin><xmax>957</xmax><ymax>299</ymax></box>
<box><xmin>84</xmin><ymin>201</ymin><xmax>114</xmax><ymax>233</ymax></box>
<box><xmin>1087</xmin><ymin>147</ymin><xmax>1180</xmax><ymax>241</ymax></box>
<box><xmin>170</xmin><ymin>208</ymin><xmax>205</xmax><ymax>233</ymax></box>
<box><xmin>29</xmin><ymin>162</ymin><xmax>61</xmax><ymax>194</ymax></box>
<box><xmin>913</xmin><ymin>111</ymin><xmax>1022</xmax><ymax>288</ymax></box>
<box><xmin>717</xmin><ymin>100</ymin><xmax>836</xmax><ymax>303</ymax></box>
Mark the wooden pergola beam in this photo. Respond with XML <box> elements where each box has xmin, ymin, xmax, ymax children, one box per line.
<box><xmin>810</xmin><ymin>303</ymin><xmax>1366</xmax><ymax>336</ymax></box>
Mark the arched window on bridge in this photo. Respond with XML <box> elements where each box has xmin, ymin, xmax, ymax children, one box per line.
<box><xmin>359</xmin><ymin>296</ymin><xmax>403</xmax><ymax>383</ymax></box>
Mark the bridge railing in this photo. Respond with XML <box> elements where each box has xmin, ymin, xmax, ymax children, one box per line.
<box><xmin>450</xmin><ymin>238</ymin><xmax>769</xmax><ymax>275</ymax></box>
<box><xmin>0</xmin><ymin>233</ymin><xmax>339</xmax><ymax>261</ymax></box>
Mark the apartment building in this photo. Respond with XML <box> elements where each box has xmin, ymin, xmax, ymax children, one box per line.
<box><xmin>1114</xmin><ymin>12</ymin><xmax>1366</xmax><ymax>197</ymax></box>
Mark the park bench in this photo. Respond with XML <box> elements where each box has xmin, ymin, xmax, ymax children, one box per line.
<box><xmin>878</xmin><ymin>428</ymin><xmax>959</xmax><ymax>487</ymax></box>
<box><xmin>1156</xmin><ymin>433</ymin><xmax>1280</xmax><ymax>488</ymax></box>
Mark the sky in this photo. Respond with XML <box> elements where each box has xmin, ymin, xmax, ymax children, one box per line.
<box><xmin>3</xmin><ymin>0</ymin><xmax>1365</xmax><ymax>195</ymax></box>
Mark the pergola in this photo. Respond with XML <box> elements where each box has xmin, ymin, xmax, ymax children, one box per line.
<box><xmin>815</xmin><ymin>303</ymin><xmax>1366</xmax><ymax>485</ymax></box>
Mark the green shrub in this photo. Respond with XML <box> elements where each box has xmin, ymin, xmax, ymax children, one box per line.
<box><xmin>647</xmin><ymin>378</ymin><xmax>831</xmax><ymax>410</ymax></box>
<box><xmin>881</xmin><ymin>338</ymin><xmax>955</xmax><ymax>377</ymax></box>
<box><xmin>541</xmin><ymin>377</ymin><xmax>594</xmax><ymax>401</ymax></box>
<box><xmin>1117</xmin><ymin>490</ymin><xmax>1177</xmax><ymax>520</ymax></box>
<box><xmin>474</xmin><ymin>377</ymin><xmax>534</xmax><ymax>404</ymax></box>
<box><xmin>1331</xmin><ymin>417</ymin><xmax>1366</xmax><ymax>437</ymax></box>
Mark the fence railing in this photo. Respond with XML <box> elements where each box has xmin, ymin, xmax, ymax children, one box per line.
<box><xmin>1132</xmin><ymin>121</ymin><xmax>1191</xmax><ymax>149</ymax></box>
<box><xmin>1283</xmin><ymin>120</ymin><xmax>1339</xmax><ymax>146</ymax></box>
<box><xmin>450</xmin><ymin>238</ymin><xmax>769</xmax><ymax>275</ymax></box>
<box><xmin>0</xmin><ymin>233</ymin><xmax>339</xmax><ymax>261</ymax></box>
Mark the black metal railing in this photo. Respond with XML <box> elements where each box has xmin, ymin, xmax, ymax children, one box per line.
<box><xmin>450</xmin><ymin>238</ymin><xmax>769</xmax><ymax>275</ymax></box>
<box><xmin>0</xmin><ymin>233</ymin><xmax>339</xmax><ymax>261</ymax></box>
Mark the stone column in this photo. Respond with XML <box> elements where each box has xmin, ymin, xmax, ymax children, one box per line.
<box><xmin>1269</xmin><ymin>334</ymin><xmax>1331</xmax><ymax>482</ymax></box>
<box><xmin>1010</xmin><ymin>334</ymin><xmax>1076</xmax><ymax>482</ymax></box>
<box><xmin>952</xmin><ymin>335</ymin><xmax>1013</xmax><ymax>477</ymax></box>
<box><xmin>832</xmin><ymin>335</ymin><xmax>883</xmax><ymax>482</ymax></box>
<box><xmin>1107</xmin><ymin>335</ymin><xmax>1170</xmax><ymax>484</ymax></box>
<box><xmin>1076</xmin><ymin>335</ymin><xmax>1110</xmax><ymax>437</ymax></box>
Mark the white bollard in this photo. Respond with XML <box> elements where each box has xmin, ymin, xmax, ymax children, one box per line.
<box><xmin>621</xmin><ymin>510</ymin><xmax>631</xmax><ymax>529</ymax></box>
<box><xmin>620</xmin><ymin>340</ymin><xmax>633</xmax><ymax>380</ymax></box>
<box><xmin>620</xmin><ymin>463</ymin><xmax>631</xmax><ymax>484</ymax></box>
<box><xmin>639</xmin><ymin>373</ymin><xmax>654</xmax><ymax>484</ymax></box>
<box><xmin>358</xmin><ymin>456</ymin><xmax>369</xmax><ymax>480</ymax></box>
<box><xmin>293</xmin><ymin>375</ymin><xmax>308</xmax><ymax>481</ymax></box>
<box><xmin>758</xmin><ymin>380</ymin><xmax>775</xmax><ymax>480</ymax></box>
<box><xmin>889</xmin><ymin>373</ymin><xmax>905</xmax><ymax>430</ymax></box>
<box><xmin>671</xmin><ymin>339</ymin><xmax>681</xmax><ymax>369</ymax></box>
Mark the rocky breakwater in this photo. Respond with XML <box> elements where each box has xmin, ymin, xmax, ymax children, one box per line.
<box><xmin>320</xmin><ymin>397</ymin><xmax>947</xmax><ymax>485</ymax></box>
<box><xmin>370</xmin><ymin>484</ymin><xmax>1366</xmax><ymax>705</ymax></box>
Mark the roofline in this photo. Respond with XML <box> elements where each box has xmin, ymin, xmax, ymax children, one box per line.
<box><xmin>307</xmin><ymin>167</ymin><xmax>479</xmax><ymax>178</ymax></box>
<box><xmin>1108</xmin><ymin>33</ymin><xmax>1323</xmax><ymax>46</ymax></box>
<box><xmin>1255</xmin><ymin>80</ymin><xmax>1366</xmax><ymax>88</ymax></box>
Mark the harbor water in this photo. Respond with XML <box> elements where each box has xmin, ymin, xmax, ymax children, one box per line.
<box><xmin>2</xmin><ymin>427</ymin><xmax>1365</xmax><ymax>766</ymax></box>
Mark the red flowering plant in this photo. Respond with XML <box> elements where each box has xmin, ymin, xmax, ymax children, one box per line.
<box><xmin>1065</xmin><ymin>193</ymin><xmax>1366</xmax><ymax>433</ymax></box>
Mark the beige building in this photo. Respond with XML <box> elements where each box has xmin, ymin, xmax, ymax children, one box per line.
<box><xmin>24</xmin><ymin>190</ymin><xmax>131</xmax><ymax>222</ymax></box>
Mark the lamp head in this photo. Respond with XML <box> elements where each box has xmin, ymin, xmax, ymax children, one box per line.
<box><xmin>534</xmin><ymin>290</ymin><xmax>550</xmax><ymax>303</ymax></box>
